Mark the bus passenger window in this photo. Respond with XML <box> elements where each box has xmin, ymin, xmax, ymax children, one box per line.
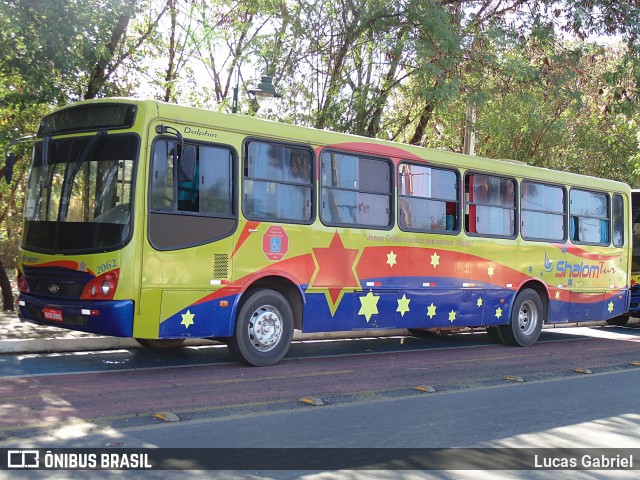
<box><xmin>612</xmin><ymin>194</ymin><xmax>624</xmax><ymax>247</ymax></box>
<box><xmin>321</xmin><ymin>151</ymin><xmax>392</xmax><ymax>228</ymax></box>
<box><xmin>521</xmin><ymin>181</ymin><xmax>565</xmax><ymax>242</ymax></box>
<box><xmin>465</xmin><ymin>173</ymin><xmax>516</xmax><ymax>237</ymax></box>
<box><xmin>244</xmin><ymin>141</ymin><xmax>313</xmax><ymax>223</ymax></box>
<box><xmin>570</xmin><ymin>189</ymin><xmax>609</xmax><ymax>245</ymax></box>
<box><xmin>397</xmin><ymin>163</ymin><xmax>458</xmax><ymax>233</ymax></box>
<box><xmin>151</xmin><ymin>140</ymin><xmax>234</xmax><ymax>217</ymax></box>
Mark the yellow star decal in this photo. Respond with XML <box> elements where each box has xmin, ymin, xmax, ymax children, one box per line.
<box><xmin>448</xmin><ymin>310</ymin><xmax>457</xmax><ymax>323</ymax></box>
<box><xmin>387</xmin><ymin>250</ymin><xmax>397</xmax><ymax>268</ymax></box>
<box><xmin>495</xmin><ymin>307</ymin><xmax>503</xmax><ymax>319</ymax></box>
<box><xmin>487</xmin><ymin>266</ymin><xmax>495</xmax><ymax>278</ymax></box>
<box><xmin>427</xmin><ymin>303</ymin><xmax>437</xmax><ymax>319</ymax></box>
<box><xmin>555</xmin><ymin>291</ymin><xmax>561</xmax><ymax>300</ymax></box>
<box><xmin>396</xmin><ymin>294</ymin><xmax>410</xmax><ymax>317</ymax></box>
<box><xmin>477</xmin><ymin>297</ymin><xmax>483</xmax><ymax>307</ymax></box>
<box><xmin>181</xmin><ymin>310</ymin><xmax>195</xmax><ymax>329</ymax></box>
<box><xmin>431</xmin><ymin>252</ymin><xmax>440</xmax><ymax>268</ymax></box>
<box><xmin>358</xmin><ymin>291</ymin><xmax>379</xmax><ymax>322</ymax></box>
<box><xmin>608</xmin><ymin>301</ymin><xmax>614</xmax><ymax>313</ymax></box>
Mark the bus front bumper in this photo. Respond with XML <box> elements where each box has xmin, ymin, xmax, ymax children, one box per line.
<box><xmin>17</xmin><ymin>293</ymin><xmax>134</xmax><ymax>337</ymax></box>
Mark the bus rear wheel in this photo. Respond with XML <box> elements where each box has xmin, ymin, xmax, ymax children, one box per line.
<box><xmin>499</xmin><ymin>289</ymin><xmax>544</xmax><ymax>347</ymax></box>
<box><xmin>135</xmin><ymin>338</ymin><xmax>186</xmax><ymax>349</ymax></box>
<box><xmin>606</xmin><ymin>315</ymin><xmax>630</xmax><ymax>326</ymax></box>
<box><xmin>228</xmin><ymin>288</ymin><xmax>293</xmax><ymax>367</ymax></box>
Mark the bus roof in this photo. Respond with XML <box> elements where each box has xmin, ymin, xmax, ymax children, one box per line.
<box><xmin>55</xmin><ymin>97</ymin><xmax>631</xmax><ymax>194</ymax></box>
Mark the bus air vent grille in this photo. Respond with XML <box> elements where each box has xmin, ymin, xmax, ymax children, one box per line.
<box><xmin>213</xmin><ymin>254</ymin><xmax>229</xmax><ymax>279</ymax></box>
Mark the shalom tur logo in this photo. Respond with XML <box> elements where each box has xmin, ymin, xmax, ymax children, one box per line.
<box><xmin>543</xmin><ymin>252</ymin><xmax>614</xmax><ymax>279</ymax></box>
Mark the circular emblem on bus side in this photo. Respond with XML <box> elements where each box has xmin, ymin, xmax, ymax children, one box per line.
<box><xmin>49</xmin><ymin>284</ymin><xmax>60</xmax><ymax>294</ymax></box>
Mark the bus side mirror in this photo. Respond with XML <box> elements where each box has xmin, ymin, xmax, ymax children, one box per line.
<box><xmin>179</xmin><ymin>145</ymin><xmax>197</xmax><ymax>182</ymax></box>
<box><xmin>4</xmin><ymin>152</ymin><xmax>14</xmax><ymax>184</ymax></box>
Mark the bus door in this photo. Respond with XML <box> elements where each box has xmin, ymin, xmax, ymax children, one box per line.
<box><xmin>138</xmin><ymin>130</ymin><xmax>237</xmax><ymax>340</ymax></box>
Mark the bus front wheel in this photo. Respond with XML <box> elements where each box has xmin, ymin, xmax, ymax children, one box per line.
<box><xmin>499</xmin><ymin>289</ymin><xmax>544</xmax><ymax>347</ymax></box>
<box><xmin>228</xmin><ymin>288</ymin><xmax>294</xmax><ymax>367</ymax></box>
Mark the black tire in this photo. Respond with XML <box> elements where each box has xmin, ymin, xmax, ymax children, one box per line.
<box><xmin>228</xmin><ymin>288</ymin><xmax>294</xmax><ymax>367</ymax></box>
<box><xmin>606</xmin><ymin>314</ymin><xmax>630</xmax><ymax>326</ymax></box>
<box><xmin>135</xmin><ymin>338</ymin><xmax>186</xmax><ymax>349</ymax></box>
<box><xmin>499</xmin><ymin>289</ymin><xmax>544</xmax><ymax>347</ymax></box>
<box><xmin>486</xmin><ymin>326</ymin><xmax>505</xmax><ymax>344</ymax></box>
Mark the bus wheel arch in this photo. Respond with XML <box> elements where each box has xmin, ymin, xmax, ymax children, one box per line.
<box><xmin>228</xmin><ymin>277</ymin><xmax>301</xmax><ymax>366</ymax></box>
<box><xmin>241</xmin><ymin>276</ymin><xmax>303</xmax><ymax>330</ymax></box>
<box><xmin>499</xmin><ymin>283</ymin><xmax>547</xmax><ymax>347</ymax></box>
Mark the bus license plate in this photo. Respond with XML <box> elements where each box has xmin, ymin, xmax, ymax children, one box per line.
<box><xmin>43</xmin><ymin>308</ymin><xmax>64</xmax><ymax>323</ymax></box>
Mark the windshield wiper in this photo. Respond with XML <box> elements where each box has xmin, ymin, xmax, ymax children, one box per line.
<box><xmin>72</xmin><ymin>130</ymin><xmax>107</xmax><ymax>179</ymax></box>
<box><xmin>58</xmin><ymin>131</ymin><xmax>107</xmax><ymax>221</ymax></box>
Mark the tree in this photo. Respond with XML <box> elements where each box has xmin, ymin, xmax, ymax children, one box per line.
<box><xmin>0</xmin><ymin>0</ymin><xmax>165</xmax><ymax>304</ymax></box>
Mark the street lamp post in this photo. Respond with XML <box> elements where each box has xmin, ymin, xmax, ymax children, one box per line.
<box><xmin>248</xmin><ymin>76</ymin><xmax>282</xmax><ymax>110</ymax></box>
<box><xmin>232</xmin><ymin>71</ymin><xmax>282</xmax><ymax>114</ymax></box>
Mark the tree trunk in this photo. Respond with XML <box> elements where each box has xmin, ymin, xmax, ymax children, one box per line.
<box><xmin>84</xmin><ymin>1</ymin><xmax>137</xmax><ymax>99</ymax></box>
<box><xmin>163</xmin><ymin>0</ymin><xmax>177</xmax><ymax>102</ymax></box>
<box><xmin>0</xmin><ymin>260</ymin><xmax>14</xmax><ymax>311</ymax></box>
<box><xmin>408</xmin><ymin>100</ymin><xmax>435</xmax><ymax>146</ymax></box>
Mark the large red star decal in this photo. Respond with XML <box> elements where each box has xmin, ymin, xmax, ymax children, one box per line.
<box><xmin>312</xmin><ymin>231</ymin><xmax>360</xmax><ymax>306</ymax></box>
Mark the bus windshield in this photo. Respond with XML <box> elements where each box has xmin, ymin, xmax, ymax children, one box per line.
<box><xmin>23</xmin><ymin>132</ymin><xmax>139</xmax><ymax>252</ymax></box>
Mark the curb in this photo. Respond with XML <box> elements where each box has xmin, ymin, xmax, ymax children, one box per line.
<box><xmin>1</xmin><ymin>319</ymin><xmax>637</xmax><ymax>355</ymax></box>
<box><xmin>0</xmin><ymin>329</ymin><xmax>410</xmax><ymax>355</ymax></box>
<box><xmin>0</xmin><ymin>336</ymin><xmax>141</xmax><ymax>354</ymax></box>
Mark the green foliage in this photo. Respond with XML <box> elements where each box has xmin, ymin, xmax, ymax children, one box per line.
<box><xmin>2</xmin><ymin>0</ymin><xmax>640</xmax><ymax>275</ymax></box>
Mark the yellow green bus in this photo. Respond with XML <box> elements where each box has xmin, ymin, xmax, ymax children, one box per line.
<box><xmin>10</xmin><ymin>98</ymin><xmax>632</xmax><ymax>366</ymax></box>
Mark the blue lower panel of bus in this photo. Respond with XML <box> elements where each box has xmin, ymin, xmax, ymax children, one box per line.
<box><xmin>629</xmin><ymin>285</ymin><xmax>640</xmax><ymax>313</ymax></box>
<box><xmin>301</xmin><ymin>288</ymin><xmax>514</xmax><ymax>333</ymax></box>
<box><xmin>301</xmin><ymin>288</ymin><xmax>629</xmax><ymax>333</ymax></box>
<box><xmin>158</xmin><ymin>293</ymin><xmax>237</xmax><ymax>339</ymax></box>
<box><xmin>17</xmin><ymin>293</ymin><xmax>134</xmax><ymax>337</ymax></box>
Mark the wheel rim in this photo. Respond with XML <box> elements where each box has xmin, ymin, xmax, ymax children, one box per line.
<box><xmin>247</xmin><ymin>305</ymin><xmax>283</xmax><ymax>352</ymax></box>
<box><xmin>518</xmin><ymin>299</ymin><xmax>539</xmax><ymax>336</ymax></box>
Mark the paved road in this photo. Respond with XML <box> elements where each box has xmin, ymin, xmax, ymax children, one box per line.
<box><xmin>2</xmin><ymin>321</ymin><xmax>640</xmax><ymax>479</ymax></box>
<box><xmin>1</xmin><ymin>324</ymin><xmax>639</xmax><ymax>439</ymax></box>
